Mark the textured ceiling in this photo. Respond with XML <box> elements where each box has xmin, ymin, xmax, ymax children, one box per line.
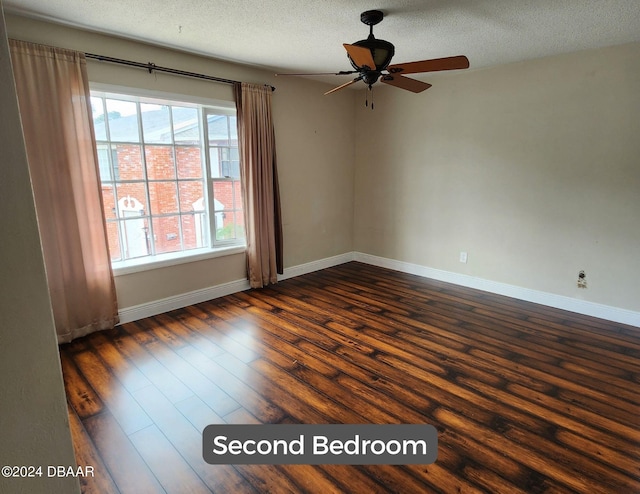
<box><xmin>4</xmin><ymin>0</ymin><xmax>640</xmax><ymax>86</ymax></box>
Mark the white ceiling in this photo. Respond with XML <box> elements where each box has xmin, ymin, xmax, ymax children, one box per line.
<box><xmin>5</xmin><ymin>0</ymin><xmax>640</xmax><ymax>86</ymax></box>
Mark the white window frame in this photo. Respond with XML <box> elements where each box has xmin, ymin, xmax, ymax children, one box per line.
<box><xmin>90</xmin><ymin>84</ymin><xmax>246</xmax><ymax>276</ymax></box>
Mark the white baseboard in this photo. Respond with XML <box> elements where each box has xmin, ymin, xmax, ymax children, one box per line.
<box><xmin>118</xmin><ymin>278</ymin><xmax>251</xmax><ymax>324</ymax></box>
<box><xmin>118</xmin><ymin>250</ymin><xmax>639</xmax><ymax>328</ymax></box>
<box><xmin>354</xmin><ymin>252</ymin><xmax>640</xmax><ymax>328</ymax></box>
<box><xmin>279</xmin><ymin>252</ymin><xmax>355</xmax><ymax>281</ymax></box>
<box><xmin>118</xmin><ymin>252</ymin><xmax>355</xmax><ymax>324</ymax></box>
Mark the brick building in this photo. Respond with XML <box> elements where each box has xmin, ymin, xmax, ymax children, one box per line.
<box><xmin>95</xmin><ymin>103</ymin><xmax>243</xmax><ymax>262</ymax></box>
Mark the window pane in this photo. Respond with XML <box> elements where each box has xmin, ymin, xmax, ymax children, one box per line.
<box><xmin>215</xmin><ymin>212</ymin><xmax>245</xmax><ymax>241</ymax></box>
<box><xmin>213</xmin><ymin>180</ymin><xmax>234</xmax><ymax>210</ymax></box>
<box><xmin>149</xmin><ymin>181</ymin><xmax>178</xmax><ymax>215</ymax></box>
<box><xmin>213</xmin><ymin>180</ymin><xmax>244</xmax><ymax>210</ymax></box>
<box><xmin>178</xmin><ymin>181</ymin><xmax>204</xmax><ymax>212</ymax></box>
<box><xmin>176</xmin><ymin>146</ymin><xmax>202</xmax><ymax>178</ymax></box>
<box><xmin>145</xmin><ymin>145</ymin><xmax>175</xmax><ymax>180</ymax></box>
<box><xmin>229</xmin><ymin>115</ymin><xmax>238</xmax><ymax>144</ymax></box>
<box><xmin>91</xmin><ymin>97</ymin><xmax>107</xmax><ymax>141</ymax></box>
<box><xmin>173</xmin><ymin>107</ymin><xmax>200</xmax><ymax>144</ymax></box>
<box><xmin>152</xmin><ymin>216</ymin><xmax>181</xmax><ymax>254</ymax></box>
<box><xmin>106</xmin><ymin>99</ymin><xmax>139</xmax><ymax>142</ymax></box>
<box><xmin>101</xmin><ymin>186</ymin><xmax>117</xmax><ymax>220</ymax></box>
<box><xmin>189</xmin><ymin>204</ymin><xmax>208</xmax><ymax>249</ymax></box>
<box><xmin>121</xmin><ymin>218</ymin><xmax>150</xmax><ymax>259</ymax></box>
<box><xmin>232</xmin><ymin>212</ymin><xmax>246</xmax><ymax>240</ymax></box>
<box><xmin>116</xmin><ymin>184</ymin><xmax>148</xmax><ymax>216</ymax></box>
<box><xmin>141</xmin><ymin>103</ymin><xmax>172</xmax><ymax>144</ymax></box>
<box><xmin>210</xmin><ymin>147</ymin><xmax>238</xmax><ymax>178</ymax></box>
<box><xmin>115</xmin><ymin>144</ymin><xmax>143</xmax><ymax>180</ymax></box>
<box><xmin>181</xmin><ymin>215</ymin><xmax>204</xmax><ymax>250</ymax></box>
<box><xmin>213</xmin><ymin>210</ymin><xmax>227</xmax><ymax>240</ymax></box>
<box><xmin>209</xmin><ymin>147</ymin><xmax>222</xmax><ymax>178</ymax></box>
<box><xmin>228</xmin><ymin>148</ymin><xmax>240</xmax><ymax>179</ymax></box>
<box><xmin>233</xmin><ymin>180</ymin><xmax>243</xmax><ymax>211</ymax></box>
<box><xmin>105</xmin><ymin>222</ymin><xmax>122</xmax><ymax>261</ymax></box>
<box><xmin>92</xmin><ymin>89</ymin><xmax>243</xmax><ymax>265</ymax></box>
<box><xmin>96</xmin><ymin>144</ymin><xmax>112</xmax><ymax>182</ymax></box>
<box><xmin>208</xmin><ymin>114</ymin><xmax>229</xmax><ymax>146</ymax></box>
<box><xmin>213</xmin><ymin>181</ymin><xmax>233</xmax><ymax>211</ymax></box>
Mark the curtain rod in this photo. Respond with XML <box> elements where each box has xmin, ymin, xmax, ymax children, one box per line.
<box><xmin>84</xmin><ymin>53</ymin><xmax>275</xmax><ymax>91</ymax></box>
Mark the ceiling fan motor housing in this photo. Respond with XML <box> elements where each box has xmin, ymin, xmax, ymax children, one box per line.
<box><xmin>308</xmin><ymin>9</ymin><xmax>469</xmax><ymax>96</ymax></box>
<box><xmin>352</xmin><ymin>36</ymin><xmax>395</xmax><ymax>72</ymax></box>
<box><xmin>348</xmin><ymin>10</ymin><xmax>395</xmax><ymax>80</ymax></box>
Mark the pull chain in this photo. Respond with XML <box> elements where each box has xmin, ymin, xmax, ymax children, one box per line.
<box><xmin>365</xmin><ymin>85</ymin><xmax>375</xmax><ymax>110</ymax></box>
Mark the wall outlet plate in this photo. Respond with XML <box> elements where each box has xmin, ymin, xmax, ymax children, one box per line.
<box><xmin>577</xmin><ymin>270</ymin><xmax>587</xmax><ymax>288</ymax></box>
<box><xmin>459</xmin><ymin>251</ymin><xmax>468</xmax><ymax>264</ymax></box>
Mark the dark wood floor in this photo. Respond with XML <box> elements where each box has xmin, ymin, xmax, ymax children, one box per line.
<box><xmin>60</xmin><ymin>262</ymin><xmax>640</xmax><ymax>493</ymax></box>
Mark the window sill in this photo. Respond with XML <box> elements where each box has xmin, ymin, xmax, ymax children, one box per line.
<box><xmin>112</xmin><ymin>245</ymin><xmax>246</xmax><ymax>276</ymax></box>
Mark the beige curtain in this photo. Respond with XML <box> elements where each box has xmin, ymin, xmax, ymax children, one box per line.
<box><xmin>234</xmin><ymin>82</ymin><xmax>283</xmax><ymax>288</ymax></box>
<box><xmin>10</xmin><ymin>39</ymin><xmax>118</xmax><ymax>343</ymax></box>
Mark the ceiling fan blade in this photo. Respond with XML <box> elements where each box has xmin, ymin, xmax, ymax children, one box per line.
<box><xmin>343</xmin><ymin>44</ymin><xmax>376</xmax><ymax>70</ymax></box>
<box><xmin>381</xmin><ymin>74</ymin><xmax>432</xmax><ymax>93</ymax></box>
<box><xmin>387</xmin><ymin>55</ymin><xmax>469</xmax><ymax>75</ymax></box>
<box><xmin>276</xmin><ymin>70</ymin><xmax>358</xmax><ymax>76</ymax></box>
<box><xmin>324</xmin><ymin>77</ymin><xmax>362</xmax><ymax>95</ymax></box>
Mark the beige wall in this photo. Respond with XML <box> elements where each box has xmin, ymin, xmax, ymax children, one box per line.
<box><xmin>354</xmin><ymin>42</ymin><xmax>640</xmax><ymax>312</ymax></box>
<box><xmin>6</xmin><ymin>14</ymin><xmax>639</xmax><ymax>316</ymax></box>
<box><xmin>6</xmin><ymin>14</ymin><xmax>356</xmax><ymax>309</ymax></box>
<box><xmin>0</xmin><ymin>5</ymin><xmax>79</xmax><ymax>493</ymax></box>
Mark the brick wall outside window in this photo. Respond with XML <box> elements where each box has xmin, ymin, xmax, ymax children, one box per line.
<box><xmin>92</xmin><ymin>92</ymin><xmax>243</xmax><ymax>263</ymax></box>
<box><xmin>101</xmin><ymin>144</ymin><xmax>243</xmax><ymax>261</ymax></box>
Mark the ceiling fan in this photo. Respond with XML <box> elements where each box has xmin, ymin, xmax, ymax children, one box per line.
<box><xmin>276</xmin><ymin>10</ymin><xmax>470</xmax><ymax>100</ymax></box>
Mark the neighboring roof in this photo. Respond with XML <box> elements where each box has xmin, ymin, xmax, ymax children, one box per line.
<box><xmin>94</xmin><ymin>105</ymin><xmax>235</xmax><ymax>144</ymax></box>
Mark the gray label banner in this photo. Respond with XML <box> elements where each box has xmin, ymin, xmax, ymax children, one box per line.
<box><xmin>202</xmin><ymin>424</ymin><xmax>437</xmax><ymax>465</ymax></box>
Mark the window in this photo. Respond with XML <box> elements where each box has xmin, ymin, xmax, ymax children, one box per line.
<box><xmin>90</xmin><ymin>90</ymin><xmax>245</xmax><ymax>268</ymax></box>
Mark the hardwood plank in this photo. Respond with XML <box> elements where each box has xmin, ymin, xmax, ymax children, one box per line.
<box><xmin>117</xmin><ymin>323</ymin><xmax>196</xmax><ymax>404</ymax></box>
<box><xmin>469</xmin><ymin>347</ymin><xmax>640</xmax><ymax>411</ymax></box>
<box><xmin>333</xmin><ymin>341</ymin><xmax>550</xmax><ymax>436</ymax></box>
<box><xmin>82</xmin><ymin>411</ymin><xmax>164</xmax><ymax>494</ymax></box>
<box><xmin>208</xmin><ymin>298</ymin><xmax>341</xmax><ymax>378</ymax></box>
<box><xmin>230</xmin><ymin>464</ymin><xmax>302</xmax><ymax>494</ymax></box>
<box><xmin>131</xmin><ymin>382</ymin><xmax>258</xmax><ymax>493</ymax></box>
<box><xmin>128</xmin><ymin>425</ymin><xmax>211</xmax><ymax>493</ymax></box>
<box><xmin>434</xmin><ymin>407</ymin><xmax>611</xmax><ymax>494</ymax></box>
<box><xmin>503</xmin><ymin>422</ymin><xmax>639</xmax><ymax>492</ymax></box>
<box><xmin>153</xmin><ymin>312</ymin><xmax>259</xmax><ymax>363</ymax></box>
<box><xmin>219</xmin><ymin>352</ymin><xmax>358</xmax><ymax>423</ymax></box>
<box><xmin>177</xmin><ymin>345</ymin><xmax>289</xmax><ymax>424</ymax></box>
<box><xmin>87</xmin><ymin>331</ymin><xmax>151</xmax><ymax>393</ymax></box>
<box><xmin>405</xmin><ymin>463</ymin><xmax>487</xmax><ymax>493</ymax></box>
<box><xmin>230</xmin><ymin>293</ymin><xmax>343</xmax><ymax>351</ymax></box>
<box><xmin>174</xmin><ymin>395</ymin><xmax>226</xmax><ymax>431</ymax></box>
<box><xmin>318</xmin><ymin>465</ymin><xmax>392</xmax><ymax>494</ymax></box>
<box><xmin>72</xmin><ymin>349</ymin><xmax>153</xmax><ymax>435</ymax></box>
<box><xmin>357</xmin><ymin>464</ymin><xmax>439</xmax><ymax>493</ymax></box>
<box><xmin>59</xmin><ymin>262</ymin><xmax>640</xmax><ymax>494</ymax></box>
<box><xmin>67</xmin><ymin>403</ymin><xmax>119</xmax><ymax>494</ymax></box>
<box><xmin>223</xmin><ymin>406</ymin><xmax>263</xmax><ymax>425</ymax></box>
<box><xmin>275</xmin><ymin>465</ymin><xmax>348</xmax><ymax>494</ymax></box>
<box><xmin>296</xmin><ymin>339</ymin><xmax>434</xmax><ymax>413</ymax></box>
<box><xmin>141</xmin><ymin>336</ymin><xmax>241</xmax><ymax>417</ymax></box>
<box><xmin>60</xmin><ymin>351</ymin><xmax>104</xmax><ymax>419</ymax></box>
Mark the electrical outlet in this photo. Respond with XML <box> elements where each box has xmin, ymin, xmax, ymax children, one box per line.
<box><xmin>577</xmin><ymin>270</ymin><xmax>587</xmax><ymax>289</ymax></box>
<box><xmin>459</xmin><ymin>251</ymin><xmax>468</xmax><ymax>264</ymax></box>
